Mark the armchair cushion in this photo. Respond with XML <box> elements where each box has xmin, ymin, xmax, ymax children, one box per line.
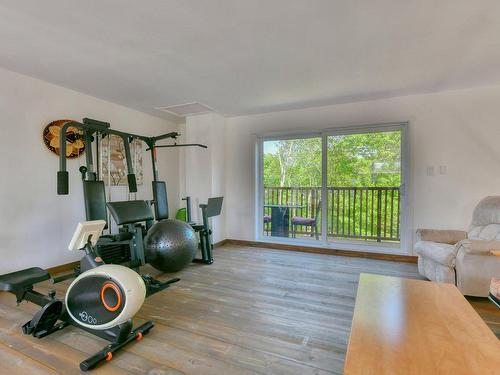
<box><xmin>415</xmin><ymin>229</ymin><xmax>467</xmax><ymax>245</ymax></box>
<box><xmin>414</xmin><ymin>241</ymin><xmax>457</xmax><ymax>267</ymax></box>
<box><xmin>456</xmin><ymin>239</ymin><xmax>500</xmax><ymax>255</ymax></box>
<box><xmin>468</xmin><ymin>223</ymin><xmax>500</xmax><ymax>241</ymax></box>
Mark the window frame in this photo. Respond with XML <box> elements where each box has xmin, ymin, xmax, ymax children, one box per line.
<box><xmin>256</xmin><ymin>122</ymin><xmax>410</xmax><ymax>255</ymax></box>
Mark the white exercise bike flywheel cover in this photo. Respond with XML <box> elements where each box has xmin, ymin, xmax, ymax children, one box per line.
<box><xmin>65</xmin><ymin>264</ymin><xmax>146</xmax><ymax>330</ymax></box>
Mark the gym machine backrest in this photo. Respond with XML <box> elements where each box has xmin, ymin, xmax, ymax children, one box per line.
<box><xmin>152</xmin><ymin>181</ymin><xmax>169</xmax><ymax>220</ymax></box>
<box><xmin>83</xmin><ymin>180</ymin><xmax>108</xmax><ymax>227</ymax></box>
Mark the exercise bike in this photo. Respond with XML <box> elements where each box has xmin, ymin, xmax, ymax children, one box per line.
<box><xmin>0</xmin><ymin>220</ymin><xmax>178</xmax><ymax>371</ymax></box>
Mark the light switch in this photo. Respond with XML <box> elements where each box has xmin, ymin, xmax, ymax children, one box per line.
<box><xmin>439</xmin><ymin>165</ymin><xmax>447</xmax><ymax>175</ymax></box>
<box><xmin>427</xmin><ymin>166</ymin><xmax>434</xmax><ymax>176</ymax></box>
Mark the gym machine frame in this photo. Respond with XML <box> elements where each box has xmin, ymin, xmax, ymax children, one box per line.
<box><xmin>56</xmin><ymin>118</ymin><xmax>211</xmax><ymax>269</ymax></box>
<box><xmin>57</xmin><ymin>118</ymin><xmax>198</xmax><ymax>202</ymax></box>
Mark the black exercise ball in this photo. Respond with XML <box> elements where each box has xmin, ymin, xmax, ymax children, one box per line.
<box><xmin>144</xmin><ymin>219</ymin><xmax>198</xmax><ymax>272</ymax></box>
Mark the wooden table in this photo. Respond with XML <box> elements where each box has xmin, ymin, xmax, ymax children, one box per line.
<box><xmin>344</xmin><ymin>273</ymin><xmax>500</xmax><ymax>374</ymax></box>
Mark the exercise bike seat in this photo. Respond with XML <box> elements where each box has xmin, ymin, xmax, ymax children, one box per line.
<box><xmin>0</xmin><ymin>267</ymin><xmax>50</xmax><ymax>292</ymax></box>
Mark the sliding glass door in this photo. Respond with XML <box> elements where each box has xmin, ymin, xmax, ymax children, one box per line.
<box><xmin>326</xmin><ymin>129</ymin><xmax>402</xmax><ymax>243</ymax></box>
<box><xmin>262</xmin><ymin>136</ymin><xmax>322</xmax><ymax>241</ymax></box>
<box><xmin>258</xmin><ymin>123</ymin><xmax>408</xmax><ymax>253</ymax></box>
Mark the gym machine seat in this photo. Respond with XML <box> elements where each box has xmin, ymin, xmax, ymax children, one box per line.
<box><xmin>107</xmin><ymin>200</ymin><xmax>154</xmax><ymax>225</ymax></box>
<box><xmin>0</xmin><ymin>267</ymin><xmax>50</xmax><ymax>292</ymax></box>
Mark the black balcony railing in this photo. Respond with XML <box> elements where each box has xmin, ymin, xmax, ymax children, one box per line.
<box><xmin>263</xmin><ymin>186</ymin><xmax>401</xmax><ymax>242</ymax></box>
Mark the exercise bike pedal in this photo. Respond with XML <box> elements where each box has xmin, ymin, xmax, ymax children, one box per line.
<box><xmin>22</xmin><ymin>300</ymin><xmax>66</xmax><ymax>338</ymax></box>
<box><xmin>143</xmin><ymin>275</ymin><xmax>180</xmax><ymax>297</ymax></box>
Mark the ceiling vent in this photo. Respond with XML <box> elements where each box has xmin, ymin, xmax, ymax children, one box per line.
<box><xmin>155</xmin><ymin>102</ymin><xmax>215</xmax><ymax>117</ymax></box>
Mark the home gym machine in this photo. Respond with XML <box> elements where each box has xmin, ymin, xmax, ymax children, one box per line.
<box><xmin>182</xmin><ymin>196</ymin><xmax>224</xmax><ymax>264</ymax></box>
<box><xmin>0</xmin><ymin>220</ymin><xmax>179</xmax><ymax>371</ymax></box>
<box><xmin>55</xmin><ymin>118</ymin><xmax>206</xmax><ymax>272</ymax></box>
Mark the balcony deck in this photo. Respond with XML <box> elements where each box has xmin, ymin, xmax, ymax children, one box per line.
<box><xmin>264</xmin><ymin>186</ymin><xmax>400</xmax><ymax>242</ymax></box>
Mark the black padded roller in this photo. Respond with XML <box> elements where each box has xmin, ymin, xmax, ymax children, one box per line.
<box><xmin>57</xmin><ymin>171</ymin><xmax>69</xmax><ymax>195</ymax></box>
<box><xmin>127</xmin><ymin>174</ymin><xmax>137</xmax><ymax>193</ymax></box>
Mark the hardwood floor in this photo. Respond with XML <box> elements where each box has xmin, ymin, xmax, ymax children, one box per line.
<box><xmin>0</xmin><ymin>245</ymin><xmax>498</xmax><ymax>374</ymax></box>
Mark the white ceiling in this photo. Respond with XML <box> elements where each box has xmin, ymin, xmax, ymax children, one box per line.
<box><xmin>1</xmin><ymin>1</ymin><xmax>500</xmax><ymax>122</ymax></box>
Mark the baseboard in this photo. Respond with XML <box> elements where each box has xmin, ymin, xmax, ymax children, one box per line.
<box><xmin>214</xmin><ymin>239</ymin><xmax>229</xmax><ymax>248</ymax></box>
<box><xmin>47</xmin><ymin>239</ymin><xmax>229</xmax><ymax>275</ymax></box>
<box><xmin>45</xmin><ymin>238</ymin><xmax>416</xmax><ymax>274</ymax></box>
<box><xmin>223</xmin><ymin>239</ymin><xmax>418</xmax><ymax>263</ymax></box>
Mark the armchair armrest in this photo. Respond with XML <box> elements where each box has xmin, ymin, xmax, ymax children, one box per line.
<box><xmin>415</xmin><ymin>229</ymin><xmax>467</xmax><ymax>245</ymax></box>
<box><xmin>457</xmin><ymin>239</ymin><xmax>500</xmax><ymax>255</ymax></box>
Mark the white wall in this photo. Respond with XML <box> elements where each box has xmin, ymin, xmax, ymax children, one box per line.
<box><xmin>3</xmin><ymin>65</ymin><xmax>500</xmax><ymax>269</ymax></box>
<box><xmin>181</xmin><ymin>113</ymin><xmax>226</xmax><ymax>242</ymax></box>
<box><xmin>225</xmin><ymin>85</ymin><xmax>500</xmax><ymax>254</ymax></box>
<box><xmin>0</xmin><ymin>67</ymin><xmax>180</xmax><ymax>273</ymax></box>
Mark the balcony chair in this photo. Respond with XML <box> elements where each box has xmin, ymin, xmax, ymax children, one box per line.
<box><xmin>291</xmin><ymin>200</ymin><xmax>321</xmax><ymax>240</ymax></box>
<box><xmin>263</xmin><ymin>215</ymin><xmax>271</xmax><ymax>235</ymax></box>
<box><xmin>415</xmin><ymin>196</ymin><xmax>500</xmax><ymax>297</ymax></box>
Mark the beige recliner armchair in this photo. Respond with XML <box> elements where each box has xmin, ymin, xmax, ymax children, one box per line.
<box><xmin>415</xmin><ymin>196</ymin><xmax>500</xmax><ymax>297</ymax></box>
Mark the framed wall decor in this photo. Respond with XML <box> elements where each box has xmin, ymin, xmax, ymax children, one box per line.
<box><xmin>100</xmin><ymin>134</ymin><xmax>143</xmax><ymax>186</ymax></box>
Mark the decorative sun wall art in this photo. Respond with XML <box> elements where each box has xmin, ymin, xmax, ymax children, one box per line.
<box><xmin>42</xmin><ymin>119</ymin><xmax>85</xmax><ymax>158</ymax></box>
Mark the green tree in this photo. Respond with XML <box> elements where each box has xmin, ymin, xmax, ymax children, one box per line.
<box><xmin>263</xmin><ymin>131</ymin><xmax>402</xmax><ymax>241</ymax></box>
<box><xmin>263</xmin><ymin>131</ymin><xmax>401</xmax><ymax>188</ymax></box>
<box><xmin>327</xmin><ymin>131</ymin><xmax>400</xmax><ymax>187</ymax></box>
<box><xmin>264</xmin><ymin>137</ymin><xmax>322</xmax><ymax>187</ymax></box>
